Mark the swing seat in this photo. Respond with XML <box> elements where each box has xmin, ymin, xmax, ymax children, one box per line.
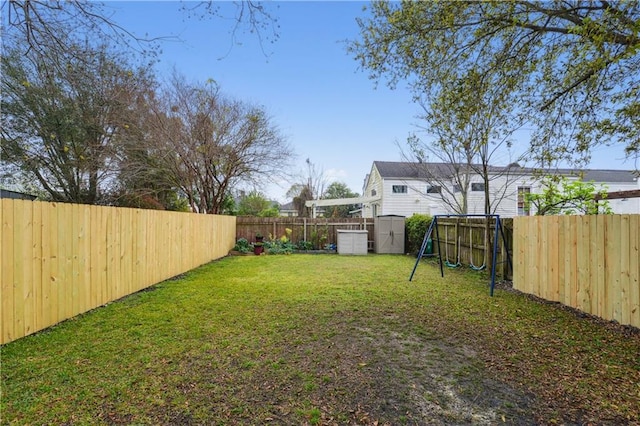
<box><xmin>469</xmin><ymin>226</ymin><xmax>487</xmax><ymax>271</ymax></box>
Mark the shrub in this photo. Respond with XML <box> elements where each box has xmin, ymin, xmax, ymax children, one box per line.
<box><xmin>310</xmin><ymin>227</ymin><xmax>328</xmax><ymax>250</ymax></box>
<box><xmin>232</xmin><ymin>238</ymin><xmax>251</xmax><ymax>253</ymax></box>
<box><xmin>265</xmin><ymin>228</ymin><xmax>295</xmax><ymax>255</ymax></box>
<box><xmin>405</xmin><ymin>214</ymin><xmax>432</xmax><ymax>255</ymax></box>
<box><xmin>296</xmin><ymin>240</ymin><xmax>313</xmax><ymax>251</ymax></box>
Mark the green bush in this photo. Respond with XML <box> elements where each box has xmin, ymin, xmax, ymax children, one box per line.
<box><xmin>296</xmin><ymin>240</ymin><xmax>314</xmax><ymax>251</ymax></box>
<box><xmin>232</xmin><ymin>238</ymin><xmax>251</xmax><ymax>253</ymax></box>
<box><xmin>405</xmin><ymin>214</ymin><xmax>432</xmax><ymax>255</ymax></box>
<box><xmin>265</xmin><ymin>240</ymin><xmax>295</xmax><ymax>254</ymax></box>
<box><xmin>264</xmin><ymin>228</ymin><xmax>295</xmax><ymax>255</ymax></box>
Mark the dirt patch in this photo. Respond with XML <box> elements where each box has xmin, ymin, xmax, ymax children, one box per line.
<box><xmin>363</xmin><ymin>333</ymin><xmax>529</xmax><ymax>424</ymax></box>
<box><xmin>339</xmin><ymin>318</ymin><xmax>538</xmax><ymax>425</ymax></box>
<box><xmin>158</xmin><ymin>311</ymin><xmax>539</xmax><ymax>425</ymax></box>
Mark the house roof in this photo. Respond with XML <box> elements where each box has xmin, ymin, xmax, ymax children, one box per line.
<box><xmin>372</xmin><ymin>161</ymin><xmax>638</xmax><ymax>183</ymax></box>
<box><xmin>374</xmin><ymin>161</ymin><xmax>439</xmax><ymax>179</ymax></box>
<box><xmin>566</xmin><ymin>169</ymin><xmax>638</xmax><ymax>183</ymax></box>
<box><xmin>279</xmin><ymin>201</ymin><xmax>296</xmax><ymax>211</ymax></box>
<box><xmin>373</xmin><ymin>161</ymin><xmax>513</xmax><ymax>180</ymax></box>
<box><xmin>0</xmin><ymin>189</ymin><xmax>37</xmax><ymax>200</ymax></box>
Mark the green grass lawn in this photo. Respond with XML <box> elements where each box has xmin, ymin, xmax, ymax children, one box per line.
<box><xmin>2</xmin><ymin>254</ymin><xmax>639</xmax><ymax>425</ymax></box>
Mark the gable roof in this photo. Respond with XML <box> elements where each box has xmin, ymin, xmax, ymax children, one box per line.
<box><xmin>372</xmin><ymin>161</ymin><xmax>638</xmax><ymax>183</ymax></box>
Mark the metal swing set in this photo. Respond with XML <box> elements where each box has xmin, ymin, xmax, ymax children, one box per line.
<box><xmin>409</xmin><ymin>214</ymin><xmax>512</xmax><ymax>296</ymax></box>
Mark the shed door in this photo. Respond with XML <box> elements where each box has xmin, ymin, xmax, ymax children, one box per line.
<box><xmin>377</xmin><ymin>218</ymin><xmax>393</xmax><ymax>252</ymax></box>
<box><xmin>376</xmin><ymin>216</ymin><xmax>404</xmax><ymax>253</ymax></box>
<box><xmin>390</xmin><ymin>217</ymin><xmax>405</xmax><ymax>254</ymax></box>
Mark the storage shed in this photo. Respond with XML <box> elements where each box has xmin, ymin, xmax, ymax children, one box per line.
<box><xmin>374</xmin><ymin>215</ymin><xmax>405</xmax><ymax>254</ymax></box>
<box><xmin>337</xmin><ymin>230</ymin><xmax>368</xmax><ymax>255</ymax></box>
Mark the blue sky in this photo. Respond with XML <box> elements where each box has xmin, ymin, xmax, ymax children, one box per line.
<box><xmin>104</xmin><ymin>1</ymin><xmax>633</xmax><ymax>203</ymax></box>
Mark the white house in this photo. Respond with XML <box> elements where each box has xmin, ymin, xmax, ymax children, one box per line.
<box><xmin>359</xmin><ymin>161</ymin><xmax>640</xmax><ymax>218</ymax></box>
<box><xmin>279</xmin><ymin>201</ymin><xmax>299</xmax><ymax>217</ymax></box>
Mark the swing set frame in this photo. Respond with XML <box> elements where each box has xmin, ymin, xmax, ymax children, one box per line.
<box><xmin>409</xmin><ymin>214</ymin><xmax>512</xmax><ymax>296</ymax></box>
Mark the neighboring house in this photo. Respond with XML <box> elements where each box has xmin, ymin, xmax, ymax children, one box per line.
<box><xmin>0</xmin><ymin>189</ymin><xmax>38</xmax><ymax>201</ymax></box>
<box><xmin>279</xmin><ymin>201</ymin><xmax>299</xmax><ymax>217</ymax></box>
<box><xmin>360</xmin><ymin>161</ymin><xmax>640</xmax><ymax>218</ymax></box>
<box><xmin>577</xmin><ymin>169</ymin><xmax>640</xmax><ymax>214</ymax></box>
<box><xmin>279</xmin><ymin>200</ymin><xmax>326</xmax><ymax>217</ymax></box>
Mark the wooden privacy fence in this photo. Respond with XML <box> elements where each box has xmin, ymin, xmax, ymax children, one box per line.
<box><xmin>236</xmin><ymin>217</ymin><xmax>374</xmax><ymax>249</ymax></box>
<box><xmin>1</xmin><ymin>199</ymin><xmax>236</xmax><ymax>344</ymax></box>
<box><xmin>513</xmin><ymin>215</ymin><xmax>640</xmax><ymax>328</ymax></box>
<box><xmin>431</xmin><ymin>218</ymin><xmax>513</xmax><ymax>280</ymax></box>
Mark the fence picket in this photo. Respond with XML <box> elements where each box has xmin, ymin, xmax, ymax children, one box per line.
<box><xmin>595</xmin><ymin>215</ymin><xmax>606</xmax><ymax>319</ymax></box>
<box><xmin>607</xmin><ymin>215</ymin><xmax>622</xmax><ymax>322</ymax></box>
<box><xmin>2</xmin><ymin>201</ymin><xmax>15</xmax><ymax>342</ymax></box>
<box><xmin>48</xmin><ymin>204</ymin><xmax>59</xmax><ymax>330</ymax></box>
<box><xmin>12</xmin><ymin>200</ymin><xmax>27</xmax><ymax>338</ymax></box>
<box><xmin>39</xmin><ymin>201</ymin><xmax>51</xmax><ymax>332</ymax></box>
<box><xmin>630</xmin><ymin>215</ymin><xmax>640</xmax><ymax>327</ymax></box>
<box><xmin>619</xmin><ymin>215</ymin><xmax>630</xmax><ymax>325</ymax></box>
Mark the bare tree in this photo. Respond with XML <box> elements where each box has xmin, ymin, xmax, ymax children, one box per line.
<box><xmin>145</xmin><ymin>73</ymin><xmax>292</xmax><ymax>214</ymax></box>
<box><xmin>111</xmin><ymin>85</ymin><xmax>192</xmax><ymax>211</ymax></box>
<box><xmin>398</xmin><ymin>138</ymin><xmax>474</xmax><ymax>215</ymax></box>
<box><xmin>400</xmin><ymin>68</ymin><xmax>527</xmax><ymax>216</ymax></box>
<box><xmin>180</xmin><ymin>1</ymin><xmax>280</xmax><ymax>58</ymax></box>
<box><xmin>286</xmin><ymin>158</ymin><xmax>328</xmax><ymax>217</ymax></box>
<box><xmin>2</xmin><ymin>1</ymin><xmax>278</xmax><ymax>60</ymax></box>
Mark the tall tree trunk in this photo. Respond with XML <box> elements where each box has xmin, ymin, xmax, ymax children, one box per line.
<box><xmin>482</xmin><ymin>162</ymin><xmax>492</xmax><ymax>272</ymax></box>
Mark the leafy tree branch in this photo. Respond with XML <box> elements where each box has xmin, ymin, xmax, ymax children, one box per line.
<box><xmin>349</xmin><ymin>1</ymin><xmax>640</xmax><ymax>167</ymax></box>
<box><xmin>526</xmin><ymin>175</ymin><xmax>613</xmax><ymax>215</ymax></box>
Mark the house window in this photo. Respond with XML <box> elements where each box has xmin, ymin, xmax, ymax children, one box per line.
<box><xmin>471</xmin><ymin>182</ymin><xmax>485</xmax><ymax>192</ymax></box>
<box><xmin>517</xmin><ymin>186</ymin><xmax>531</xmax><ymax>216</ymax></box>
<box><xmin>426</xmin><ymin>185</ymin><xmax>442</xmax><ymax>194</ymax></box>
<box><xmin>371</xmin><ymin>189</ymin><xmax>377</xmax><ymax>196</ymax></box>
<box><xmin>453</xmin><ymin>184</ymin><xmax>462</xmax><ymax>193</ymax></box>
<box><xmin>392</xmin><ymin>185</ymin><xmax>407</xmax><ymax>194</ymax></box>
